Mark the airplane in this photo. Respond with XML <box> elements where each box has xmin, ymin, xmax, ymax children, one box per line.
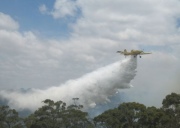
<box><xmin>117</xmin><ymin>49</ymin><xmax>151</xmax><ymax>58</ymax></box>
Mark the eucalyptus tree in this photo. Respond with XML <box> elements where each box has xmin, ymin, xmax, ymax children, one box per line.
<box><xmin>94</xmin><ymin>102</ymin><xmax>146</xmax><ymax>128</ymax></box>
<box><xmin>0</xmin><ymin>105</ymin><xmax>23</xmax><ymax>128</ymax></box>
<box><xmin>25</xmin><ymin>99</ymin><xmax>93</xmax><ymax>128</ymax></box>
<box><xmin>161</xmin><ymin>92</ymin><xmax>180</xmax><ymax>127</ymax></box>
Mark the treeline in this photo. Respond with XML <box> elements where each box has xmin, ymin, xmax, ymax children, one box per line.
<box><xmin>0</xmin><ymin>92</ymin><xmax>180</xmax><ymax>128</ymax></box>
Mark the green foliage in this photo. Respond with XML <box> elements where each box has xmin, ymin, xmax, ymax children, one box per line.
<box><xmin>118</xmin><ymin>102</ymin><xmax>146</xmax><ymax>127</ymax></box>
<box><xmin>1</xmin><ymin>93</ymin><xmax>180</xmax><ymax>128</ymax></box>
<box><xmin>94</xmin><ymin>102</ymin><xmax>146</xmax><ymax>128</ymax></box>
<box><xmin>94</xmin><ymin>93</ymin><xmax>180</xmax><ymax>128</ymax></box>
<box><xmin>94</xmin><ymin>108</ymin><xmax>122</xmax><ymax>128</ymax></box>
<box><xmin>162</xmin><ymin>92</ymin><xmax>180</xmax><ymax>109</ymax></box>
<box><xmin>0</xmin><ymin>105</ymin><xmax>23</xmax><ymax>128</ymax></box>
<box><xmin>162</xmin><ymin>93</ymin><xmax>180</xmax><ymax>128</ymax></box>
<box><xmin>140</xmin><ymin>107</ymin><xmax>169</xmax><ymax>128</ymax></box>
<box><xmin>24</xmin><ymin>99</ymin><xmax>94</xmax><ymax>128</ymax></box>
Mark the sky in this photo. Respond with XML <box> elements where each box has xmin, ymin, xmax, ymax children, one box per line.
<box><xmin>0</xmin><ymin>0</ymin><xmax>180</xmax><ymax>112</ymax></box>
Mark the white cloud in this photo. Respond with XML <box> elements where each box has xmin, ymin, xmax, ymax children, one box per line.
<box><xmin>0</xmin><ymin>12</ymin><xmax>19</xmax><ymax>30</ymax></box>
<box><xmin>39</xmin><ymin>0</ymin><xmax>79</xmax><ymax>19</ymax></box>
<box><xmin>50</xmin><ymin>0</ymin><xmax>79</xmax><ymax>19</ymax></box>
<box><xmin>73</xmin><ymin>0</ymin><xmax>180</xmax><ymax>46</ymax></box>
<box><xmin>48</xmin><ymin>47</ymin><xmax>63</xmax><ymax>58</ymax></box>
<box><xmin>39</xmin><ymin>4</ymin><xmax>48</xmax><ymax>14</ymax></box>
<box><xmin>76</xmin><ymin>54</ymin><xmax>96</xmax><ymax>63</ymax></box>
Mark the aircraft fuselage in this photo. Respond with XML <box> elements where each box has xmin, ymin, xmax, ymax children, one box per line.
<box><xmin>117</xmin><ymin>49</ymin><xmax>151</xmax><ymax>58</ymax></box>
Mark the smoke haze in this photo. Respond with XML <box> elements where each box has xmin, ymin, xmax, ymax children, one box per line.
<box><xmin>0</xmin><ymin>57</ymin><xmax>137</xmax><ymax>112</ymax></box>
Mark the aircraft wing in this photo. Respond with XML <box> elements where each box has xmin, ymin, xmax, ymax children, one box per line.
<box><xmin>140</xmin><ymin>52</ymin><xmax>151</xmax><ymax>55</ymax></box>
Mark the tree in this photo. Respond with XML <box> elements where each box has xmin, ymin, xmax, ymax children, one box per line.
<box><xmin>25</xmin><ymin>99</ymin><xmax>94</xmax><ymax>128</ymax></box>
<box><xmin>162</xmin><ymin>92</ymin><xmax>180</xmax><ymax>127</ymax></box>
<box><xmin>0</xmin><ymin>105</ymin><xmax>23</xmax><ymax>128</ymax></box>
<box><xmin>94</xmin><ymin>102</ymin><xmax>146</xmax><ymax>128</ymax></box>
<box><xmin>140</xmin><ymin>107</ymin><xmax>170</xmax><ymax>128</ymax></box>
<box><xmin>117</xmin><ymin>102</ymin><xmax>146</xmax><ymax>128</ymax></box>
<box><xmin>94</xmin><ymin>108</ymin><xmax>122</xmax><ymax>128</ymax></box>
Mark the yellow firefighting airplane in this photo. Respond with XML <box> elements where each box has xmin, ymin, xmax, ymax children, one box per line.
<box><xmin>117</xmin><ymin>49</ymin><xmax>151</xmax><ymax>58</ymax></box>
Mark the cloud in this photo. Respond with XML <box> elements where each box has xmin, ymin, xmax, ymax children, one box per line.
<box><xmin>39</xmin><ymin>4</ymin><xmax>48</xmax><ymax>14</ymax></box>
<box><xmin>0</xmin><ymin>14</ymin><xmax>113</xmax><ymax>89</ymax></box>
<box><xmin>0</xmin><ymin>12</ymin><xmax>19</xmax><ymax>30</ymax></box>
<box><xmin>72</xmin><ymin>0</ymin><xmax>180</xmax><ymax>46</ymax></box>
<box><xmin>0</xmin><ymin>25</ymin><xmax>65</xmax><ymax>88</ymax></box>
<box><xmin>40</xmin><ymin>0</ymin><xmax>79</xmax><ymax>19</ymax></box>
<box><xmin>52</xmin><ymin>0</ymin><xmax>79</xmax><ymax>18</ymax></box>
<box><xmin>39</xmin><ymin>0</ymin><xmax>180</xmax><ymax>47</ymax></box>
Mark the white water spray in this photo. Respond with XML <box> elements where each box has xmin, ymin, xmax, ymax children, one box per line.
<box><xmin>0</xmin><ymin>57</ymin><xmax>137</xmax><ymax>111</ymax></box>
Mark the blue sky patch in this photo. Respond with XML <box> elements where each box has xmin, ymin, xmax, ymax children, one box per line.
<box><xmin>0</xmin><ymin>0</ymin><xmax>81</xmax><ymax>39</ymax></box>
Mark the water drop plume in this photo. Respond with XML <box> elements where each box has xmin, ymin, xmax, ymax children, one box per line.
<box><xmin>0</xmin><ymin>57</ymin><xmax>137</xmax><ymax>111</ymax></box>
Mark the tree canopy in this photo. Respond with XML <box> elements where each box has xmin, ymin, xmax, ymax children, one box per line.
<box><xmin>24</xmin><ymin>99</ymin><xmax>93</xmax><ymax>128</ymax></box>
<box><xmin>0</xmin><ymin>93</ymin><xmax>180</xmax><ymax>128</ymax></box>
<box><xmin>0</xmin><ymin>105</ymin><xmax>23</xmax><ymax>128</ymax></box>
<box><xmin>94</xmin><ymin>93</ymin><xmax>180</xmax><ymax>128</ymax></box>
